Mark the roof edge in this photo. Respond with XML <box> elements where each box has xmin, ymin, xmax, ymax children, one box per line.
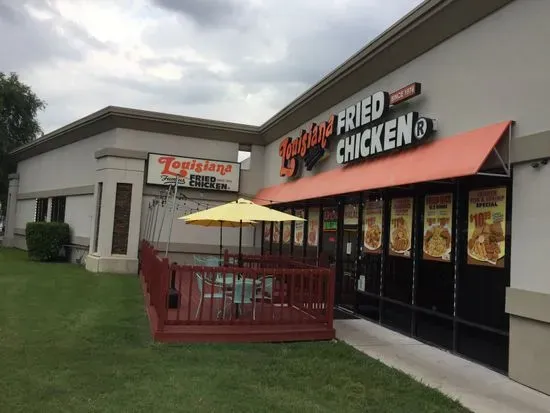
<box><xmin>11</xmin><ymin>0</ymin><xmax>513</xmax><ymax>159</ymax></box>
<box><xmin>11</xmin><ymin>106</ymin><xmax>261</xmax><ymax>156</ymax></box>
<box><xmin>258</xmin><ymin>0</ymin><xmax>447</xmax><ymax>133</ymax></box>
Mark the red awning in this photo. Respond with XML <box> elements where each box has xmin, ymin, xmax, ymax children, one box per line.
<box><xmin>255</xmin><ymin>120</ymin><xmax>511</xmax><ymax>205</ymax></box>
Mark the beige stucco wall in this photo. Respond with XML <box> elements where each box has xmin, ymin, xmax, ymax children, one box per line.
<box><xmin>115</xmin><ymin>128</ymin><xmax>239</xmax><ymax>162</ymax></box>
<box><xmin>239</xmin><ymin>144</ymin><xmax>266</xmax><ymax>199</ymax></box>
<box><xmin>10</xmin><ymin>127</ymin><xmax>264</xmax><ymax>257</ymax></box>
<box><xmin>17</xmin><ymin>130</ymin><xmax>115</xmax><ymax>193</ymax></box>
<box><xmin>115</xmin><ymin>128</ymin><xmax>265</xmax><ymax>199</ymax></box>
<box><xmin>263</xmin><ymin>0</ymin><xmax>550</xmax><ymax>188</ymax></box>
<box><xmin>511</xmin><ymin>163</ymin><xmax>550</xmax><ymax>294</ymax></box>
<box><xmin>140</xmin><ymin>194</ymin><xmax>259</xmax><ymax>256</ymax></box>
<box><xmin>64</xmin><ymin>195</ymin><xmax>94</xmax><ymax>242</ymax></box>
<box><xmin>508</xmin><ymin>316</ymin><xmax>550</xmax><ymax>395</ymax></box>
<box><xmin>15</xmin><ymin>199</ymin><xmax>36</xmax><ymax>230</ymax></box>
<box><xmin>506</xmin><ymin>287</ymin><xmax>550</xmax><ymax>395</ymax></box>
<box><xmin>507</xmin><ymin>162</ymin><xmax>550</xmax><ymax>395</ymax></box>
<box><xmin>13</xmin><ymin>195</ymin><xmax>93</xmax><ymax>244</ymax></box>
<box><xmin>12</xmin><ymin>131</ymin><xmax>114</xmax><ymax>247</ymax></box>
<box><xmin>115</xmin><ymin>129</ymin><xmax>264</xmax><ymax>254</ymax></box>
<box><xmin>260</xmin><ymin>0</ymin><xmax>550</xmax><ymax>395</ymax></box>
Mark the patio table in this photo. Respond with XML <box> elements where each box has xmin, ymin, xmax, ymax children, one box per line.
<box><xmin>231</xmin><ymin>275</ymin><xmax>275</xmax><ymax>319</ymax></box>
<box><xmin>232</xmin><ymin>277</ymin><xmax>257</xmax><ymax>319</ymax></box>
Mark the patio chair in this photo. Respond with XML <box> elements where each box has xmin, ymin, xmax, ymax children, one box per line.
<box><xmin>227</xmin><ymin>275</ymin><xmax>275</xmax><ymax>319</ymax></box>
<box><xmin>195</xmin><ymin>271</ymin><xmax>232</xmax><ymax>320</ymax></box>
<box><xmin>194</xmin><ymin>255</ymin><xmax>221</xmax><ymax>266</ymax></box>
<box><xmin>251</xmin><ymin>276</ymin><xmax>296</xmax><ymax>320</ymax></box>
<box><xmin>251</xmin><ymin>276</ymin><xmax>275</xmax><ymax>320</ymax></box>
<box><xmin>231</xmin><ymin>277</ymin><xmax>256</xmax><ymax>319</ymax></box>
<box><xmin>193</xmin><ymin>255</ymin><xmax>235</xmax><ymax>287</ymax></box>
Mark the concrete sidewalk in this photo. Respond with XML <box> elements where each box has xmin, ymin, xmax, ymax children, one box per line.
<box><xmin>335</xmin><ymin>318</ymin><xmax>550</xmax><ymax>413</ymax></box>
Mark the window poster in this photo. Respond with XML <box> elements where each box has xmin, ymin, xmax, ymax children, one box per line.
<box><xmin>307</xmin><ymin>208</ymin><xmax>320</xmax><ymax>247</ymax></box>
<box><xmin>423</xmin><ymin>193</ymin><xmax>453</xmax><ymax>262</ymax></box>
<box><xmin>363</xmin><ymin>200</ymin><xmax>383</xmax><ymax>254</ymax></box>
<box><xmin>272</xmin><ymin>221</ymin><xmax>280</xmax><ymax>244</ymax></box>
<box><xmin>294</xmin><ymin>209</ymin><xmax>305</xmax><ymax>246</ymax></box>
<box><xmin>263</xmin><ymin>222</ymin><xmax>271</xmax><ymax>242</ymax></box>
<box><xmin>389</xmin><ymin>197</ymin><xmax>413</xmax><ymax>258</ymax></box>
<box><xmin>323</xmin><ymin>208</ymin><xmax>338</xmax><ymax>232</ymax></box>
<box><xmin>344</xmin><ymin>205</ymin><xmax>359</xmax><ymax>226</ymax></box>
<box><xmin>467</xmin><ymin>187</ymin><xmax>507</xmax><ymax>268</ymax></box>
<box><xmin>282</xmin><ymin>209</ymin><xmax>292</xmax><ymax>244</ymax></box>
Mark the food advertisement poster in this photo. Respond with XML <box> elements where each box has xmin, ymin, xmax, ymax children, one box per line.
<box><xmin>363</xmin><ymin>200</ymin><xmax>383</xmax><ymax>254</ymax></box>
<box><xmin>423</xmin><ymin>193</ymin><xmax>453</xmax><ymax>262</ymax></box>
<box><xmin>263</xmin><ymin>223</ymin><xmax>271</xmax><ymax>242</ymax></box>
<box><xmin>307</xmin><ymin>208</ymin><xmax>320</xmax><ymax>247</ymax></box>
<box><xmin>344</xmin><ymin>205</ymin><xmax>359</xmax><ymax>226</ymax></box>
<box><xmin>282</xmin><ymin>210</ymin><xmax>292</xmax><ymax>244</ymax></box>
<box><xmin>389</xmin><ymin>197</ymin><xmax>413</xmax><ymax>258</ymax></box>
<box><xmin>294</xmin><ymin>209</ymin><xmax>305</xmax><ymax>246</ymax></box>
<box><xmin>467</xmin><ymin>187</ymin><xmax>507</xmax><ymax>268</ymax></box>
<box><xmin>272</xmin><ymin>222</ymin><xmax>280</xmax><ymax>244</ymax></box>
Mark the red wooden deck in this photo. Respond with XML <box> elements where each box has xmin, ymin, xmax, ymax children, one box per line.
<box><xmin>139</xmin><ymin>241</ymin><xmax>335</xmax><ymax>343</ymax></box>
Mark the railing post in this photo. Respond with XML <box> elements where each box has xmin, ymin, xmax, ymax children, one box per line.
<box><xmin>168</xmin><ymin>262</ymin><xmax>180</xmax><ymax>309</ymax></box>
<box><xmin>327</xmin><ymin>268</ymin><xmax>336</xmax><ymax>330</ymax></box>
<box><xmin>157</xmin><ymin>258</ymin><xmax>170</xmax><ymax>331</ymax></box>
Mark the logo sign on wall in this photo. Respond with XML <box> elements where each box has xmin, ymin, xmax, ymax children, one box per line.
<box><xmin>278</xmin><ymin>82</ymin><xmax>430</xmax><ymax>177</ymax></box>
<box><xmin>336</xmin><ymin>85</ymin><xmax>434</xmax><ymax>165</ymax></box>
<box><xmin>278</xmin><ymin>116</ymin><xmax>336</xmax><ymax>178</ymax></box>
<box><xmin>146</xmin><ymin>153</ymin><xmax>240</xmax><ymax>192</ymax></box>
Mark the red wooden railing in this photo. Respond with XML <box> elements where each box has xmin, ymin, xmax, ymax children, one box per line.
<box><xmin>223</xmin><ymin>251</ymin><xmax>321</xmax><ymax>269</ymax></box>
<box><xmin>139</xmin><ymin>240</ymin><xmax>335</xmax><ymax>335</ymax></box>
<box><xmin>140</xmin><ymin>241</ymin><xmax>170</xmax><ymax>331</ymax></box>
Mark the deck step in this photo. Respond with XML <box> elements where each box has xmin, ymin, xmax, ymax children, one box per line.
<box><xmin>155</xmin><ymin>324</ymin><xmax>335</xmax><ymax>343</ymax></box>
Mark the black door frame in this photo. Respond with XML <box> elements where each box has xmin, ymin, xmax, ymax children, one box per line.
<box><xmin>335</xmin><ymin>194</ymin><xmax>362</xmax><ymax>311</ymax></box>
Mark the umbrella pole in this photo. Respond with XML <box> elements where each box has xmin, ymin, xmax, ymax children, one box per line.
<box><xmin>238</xmin><ymin>220</ymin><xmax>243</xmax><ymax>267</ymax></box>
<box><xmin>144</xmin><ymin>202</ymin><xmax>151</xmax><ymax>241</ymax></box>
<box><xmin>165</xmin><ymin>176</ymin><xmax>179</xmax><ymax>257</ymax></box>
<box><xmin>156</xmin><ymin>185</ymin><xmax>172</xmax><ymax>248</ymax></box>
<box><xmin>151</xmin><ymin>202</ymin><xmax>159</xmax><ymax>244</ymax></box>
<box><xmin>219</xmin><ymin>221</ymin><xmax>223</xmax><ymax>264</ymax></box>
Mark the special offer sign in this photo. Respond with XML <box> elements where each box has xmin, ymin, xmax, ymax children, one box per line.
<box><xmin>146</xmin><ymin>153</ymin><xmax>241</xmax><ymax>192</ymax></box>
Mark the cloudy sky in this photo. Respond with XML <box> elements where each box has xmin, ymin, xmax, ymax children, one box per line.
<box><xmin>1</xmin><ymin>0</ymin><xmax>422</xmax><ymax>134</ymax></box>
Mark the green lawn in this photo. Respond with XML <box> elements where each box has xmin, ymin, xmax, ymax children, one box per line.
<box><xmin>0</xmin><ymin>247</ymin><xmax>470</xmax><ymax>413</ymax></box>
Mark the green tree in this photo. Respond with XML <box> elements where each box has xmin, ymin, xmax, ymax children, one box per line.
<box><xmin>0</xmin><ymin>72</ymin><xmax>46</xmax><ymax>217</ymax></box>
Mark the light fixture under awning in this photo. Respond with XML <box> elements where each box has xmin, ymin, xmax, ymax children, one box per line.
<box><xmin>255</xmin><ymin>120</ymin><xmax>512</xmax><ymax>205</ymax></box>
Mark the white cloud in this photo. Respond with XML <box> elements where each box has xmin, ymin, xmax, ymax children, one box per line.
<box><xmin>0</xmin><ymin>0</ymin><xmax>423</xmax><ymax>133</ymax></box>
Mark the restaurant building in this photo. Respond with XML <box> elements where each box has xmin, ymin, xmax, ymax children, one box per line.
<box><xmin>3</xmin><ymin>0</ymin><xmax>550</xmax><ymax>395</ymax></box>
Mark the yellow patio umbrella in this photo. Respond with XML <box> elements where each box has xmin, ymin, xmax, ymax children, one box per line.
<box><xmin>180</xmin><ymin>198</ymin><xmax>305</xmax><ymax>223</ymax></box>
<box><xmin>179</xmin><ymin>198</ymin><xmax>305</xmax><ymax>263</ymax></box>
<box><xmin>182</xmin><ymin>218</ymin><xmax>256</xmax><ymax>260</ymax></box>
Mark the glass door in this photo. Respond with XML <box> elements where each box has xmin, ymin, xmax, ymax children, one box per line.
<box><xmin>293</xmin><ymin>207</ymin><xmax>306</xmax><ymax>259</ymax></box>
<box><xmin>281</xmin><ymin>208</ymin><xmax>292</xmax><ymax>256</ymax></box>
<box><xmin>414</xmin><ymin>187</ymin><xmax>455</xmax><ymax>350</ymax></box>
<box><xmin>382</xmin><ymin>190</ymin><xmax>416</xmax><ymax>334</ymax></box>
<box><xmin>339</xmin><ymin>203</ymin><xmax>359</xmax><ymax>311</ymax></box>
<box><xmin>321</xmin><ymin>205</ymin><xmax>338</xmax><ymax>267</ymax></box>
<box><xmin>306</xmin><ymin>207</ymin><xmax>321</xmax><ymax>265</ymax></box>
<box><xmin>357</xmin><ymin>193</ymin><xmax>384</xmax><ymax>321</ymax></box>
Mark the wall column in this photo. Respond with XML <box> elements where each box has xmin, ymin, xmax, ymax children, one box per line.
<box><xmin>507</xmin><ymin>162</ymin><xmax>550</xmax><ymax>395</ymax></box>
<box><xmin>2</xmin><ymin>173</ymin><xmax>20</xmax><ymax>247</ymax></box>
<box><xmin>85</xmin><ymin>151</ymin><xmax>145</xmax><ymax>274</ymax></box>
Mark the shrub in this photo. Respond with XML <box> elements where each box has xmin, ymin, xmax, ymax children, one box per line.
<box><xmin>25</xmin><ymin>222</ymin><xmax>71</xmax><ymax>262</ymax></box>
